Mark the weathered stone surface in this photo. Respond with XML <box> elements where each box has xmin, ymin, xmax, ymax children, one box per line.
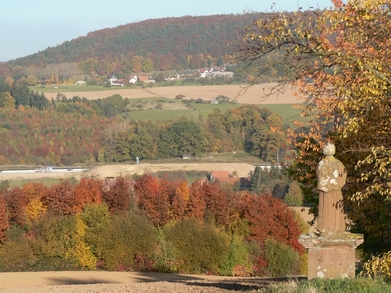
<box><xmin>307</xmin><ymin>245</ymin><xmax>356</xmax><ymax>279</ymax></box>
<box><xmin>316</xmin><ymin>143</ymin><xmax>347</xmax><ymax>236</ymax></box>
<box><xmin>299</xmin><ymin>232</ymin><xmax>364</xmax><ymax>248</ymax></box>
<box><xmin>300</xmin><ymin>143</ymin><xmax>364</xmax><ymax>279</ymax></box>
<box><xmin>300</xmin><ymin>233</ymin><xmax>363</xmax><ymax>279</ymax></box>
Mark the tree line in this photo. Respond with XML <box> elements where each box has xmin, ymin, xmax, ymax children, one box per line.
<box><xmin>0</xmin><ymin>174</ymin><xmax>305</xmax><ymax>275</ymax></box>
<box><xmin>0</xmin><ymin>84</ymin><xmax>287</xmax><ymax>165</ymax></box>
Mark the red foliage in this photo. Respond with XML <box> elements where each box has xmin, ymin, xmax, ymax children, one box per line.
<box><xmin>133</xmin><ymin>174</ymin><xmax>171</xmax><ymax>226</ymax></box>
<box><xmin>253</xmin><ymin>255</ymin><xmax>268</xmax><ymax>276</ymax></box>
<box><xmin>102</xmin><ymin>177</ymin><xmax>131</xmax><ymax>214</ymax></box>
<box><xmin>187</xmin><ymin>182</ymin><xmax>207</xmax><ymax>219</ymax></box>
<box><xmin>73</xmin><ymin>177</ymin><xmax>103</xmax><ymax>213</ymax></box>
<box><xmin>201</xmin><ymin>183</ymin><xmax>232</xmax><ymax>226</ymax></box>
<box><xmin>134</xmin><ymin>175</ymin><xmax>304</xmax><ymax>253</ymax></box>
<box><xmin>4</xmin><ymin>188</ymin><xmax>28</xmax><ymax>226</ymax></box>
<box><xmin>0</xmin><ymin>195</ymin><xmax>9</xmax><ymax>242</ymax></box>
<box><xmin>240</xmin><ymin>191</ymin><xmax>304</xmax><ymax>254</ymax></box>
<box><xmin>43</xmin><ymin>180</ymin><xmax>75</xmax><ymax>216</ymax></box>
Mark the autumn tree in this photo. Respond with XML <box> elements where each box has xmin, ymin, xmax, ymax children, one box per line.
<box><xmin>23</xmin><ymin>183</ymin><xmax>48</xmax><ymax>223</ymax></box>
<box><xmin>240</xmin><ymin>192</ymin><xmax>303</xmax><ymax>254</ymax></box>
<box><xmin>102</xmin><ymin>177</ymin><xmax>132</xmax><ymax>214</ymax></box>
<box><xmin>171</xmin><ymin>181</ymin><xmax>190</xmax><ymax>221</ymax></box>
<box><xmin>187</xmin><ymin>181</ymin><xmax>207</xmax><ymax>220</ymax></box>
<box><xmin>4</xmin><ymin>188</ymin><xmax>28</xmax><ymax>227</ymax></box>
<box><xmin>0</xmin><ymin>92</ymin><xmax>15</xmax><ymax>108</ymax></box>
<box><xmin>238</xmin><ymin>0</ymin><xmax>391</xmax><ymax>255</ymax></box>
<box><xmin>133</xmin><ymin>174</ymin><xmax>171</xmax><ymax>226</ymax></box>
<box><xmin>73</xmin><ymin>177</ymin><xmax>103</xmax><ymax>213</ymax></box>
<box><xmin>43</xmin><ymin>180</ymin><xmax>75</xmax><ymax>216</ymax></box>
<box><xmin>0</xmin><ymin>195</ymin><xmax>9</xmax><ymax>242</ymax></box>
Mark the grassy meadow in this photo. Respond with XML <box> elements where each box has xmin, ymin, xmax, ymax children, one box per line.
<box><xmin>31</xmin><ymin>83</ymin><xmax>306</xmax><ymax>127</ymax></box>
<box><xmin>123</xmin><ymin>99</ymin><xmax>304</xmax><ymax>127</ymax></box>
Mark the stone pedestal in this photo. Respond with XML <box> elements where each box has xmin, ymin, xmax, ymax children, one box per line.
<box><xmin>299</xmin><ymin>232</ymin><xmax>364</xmax><ymax>279</ymax></box>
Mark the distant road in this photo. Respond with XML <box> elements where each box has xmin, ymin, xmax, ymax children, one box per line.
<box><xmin>0</xmin><ymin>168</ymin><xmax>87</xmax><ymax>174</ymax></box>
<box><xmin>0</xmin><ymin>163</ymin><xmax>256</xmax><ymax>181</ymax></box>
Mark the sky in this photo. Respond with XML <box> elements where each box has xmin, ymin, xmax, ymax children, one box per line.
<box><xmin>1</xmin><ymin>0</ymin><xmax>333</xmax><ymax>62</ymax></box>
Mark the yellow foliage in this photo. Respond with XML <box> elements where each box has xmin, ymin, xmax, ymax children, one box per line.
<box><xmin>361</xmin><ymin>251</ymin><xmax>391</xmax><ymax>280</ymax></box>
<box><xmin>65</xmin><ymin>216</ymin><xmax>96</xmax><ymax>269</ymax></box>
<box><xmin>238</xmin><ymin>0</ymin><xmax>391</xmax><ymax>254</ymax></box>
<box><xmin>25</xmin><ymin>197</ymin><xmax>47</xmax><ymax>222</ymax></box>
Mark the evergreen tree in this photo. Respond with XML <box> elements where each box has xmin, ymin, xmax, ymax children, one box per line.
<box><xmin>283</xmin><ymin>181</ymin><xmax>304</xmax><ymax>206</ymax></box>
<box><xmin>250</xmin><ymin>166</ymin><xmax>265</xmax><ymax>195</ymax></box>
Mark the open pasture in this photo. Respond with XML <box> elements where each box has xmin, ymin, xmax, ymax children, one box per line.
<box><xmin>36</xmin><ymin>83</ymin><xmax>306</xmax><ymax>125</ymax></box>
<box><xmin>41</xmin><ymin>84</ymin><xmax>303</xmax><ymax>104</ymax></box>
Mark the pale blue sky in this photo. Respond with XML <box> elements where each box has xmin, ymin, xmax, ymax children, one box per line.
<box><xmin>1</xmin><ymin>0</ymin><xmax>333</xmax><ymax>62</ymax></box>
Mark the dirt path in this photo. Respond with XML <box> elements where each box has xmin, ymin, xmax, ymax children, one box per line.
<box><xmin>0</xmin><ymin>271</ymin><xmax>296</xmax><ymax>292</ymax></box>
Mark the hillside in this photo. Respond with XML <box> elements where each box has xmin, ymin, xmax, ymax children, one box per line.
<box><xmin>5</xmin><ymin>14</ymin><xmax>263</xmax><ymax>69</ymax></box>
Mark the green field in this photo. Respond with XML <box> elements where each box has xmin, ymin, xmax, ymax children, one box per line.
<box><xmin>31</xmin><ymin>84</ymin><xmax>115</xmax><ymax>93</ymax></box>
<box><xmin>8</xmin><ymin>177</ymin><xmax>77</xmax><ymax>188</ymax></box>
<box><xmin>31</xmin><ymin>84</ymin><xmax>306</xmax><ymax>127</ymax></box>
<box><xmin>122</xmin><ymin>101</ymin><xmax>304</xmax><ymax>128</ymax></box>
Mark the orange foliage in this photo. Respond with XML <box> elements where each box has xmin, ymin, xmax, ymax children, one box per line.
<box><xmin>187</xmin><ymin>181</ymin><xmax>207</xmax><ymax>220</ymax></box>
<box><xmin>73</xmin><ymin>177</ymin><xmax>103</xmax><ymax>213</ymax></box>
<box><xmin>171</xmin><ymin>181</ymin><xmax>189</xmax><ymax>221</ymax></box>
<box><xmin>23</xmin><ymin>182</ymin><xmax>48</xmax><ymax>222</ymax></box>
<box><xmin>134</xmin><ymin>175</ymin><xmax>171</xmax><ymax>226</ymax></box>
<box><xmin>0</xmin><ymin>195</ymin><xmax>9</xmax><ymax>242</ymax></box>
<box><xmin>240</xmin><ymin>191</ymin><xmax>304</xmax><ymax>254</ymax></box>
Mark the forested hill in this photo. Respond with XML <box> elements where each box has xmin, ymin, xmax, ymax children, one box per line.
<box><xmin>7</xmin><ymin>13</ymin><xmax>262</xmax><ymax>69</ymax></box>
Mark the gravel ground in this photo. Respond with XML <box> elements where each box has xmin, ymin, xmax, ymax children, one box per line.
<box><xmin>0</xmin><ymin>278</ymin><xmax>298</xmax><ymax>293</ymax></box>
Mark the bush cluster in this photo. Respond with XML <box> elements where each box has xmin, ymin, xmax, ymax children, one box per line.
<box><xmin>0</xmin><ymin>175</ymin><xmax>306</xmax><ymax>276</ymax></box>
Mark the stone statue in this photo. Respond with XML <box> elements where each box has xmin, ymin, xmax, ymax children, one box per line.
<box><xmin>316</xmin><ymin>142</ymin><xmax>347</xmax><ymax>237</ymax></box>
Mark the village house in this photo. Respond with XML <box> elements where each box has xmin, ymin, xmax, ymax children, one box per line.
<box><xmin>209</xmin><ymin>170</ymin><xmax>251</xmax><ymax>190</ymax></box>
<box><xmin>129</xmin><ymin>75</ymin><xmax>138</xmax><ymax>84</ymax></box>
<box><xmin>108</xmin><ymin>75</ymin><xmax>124</xmax><ymax>86</ymax></box>
<box><xmin>138</xmin><ymin>74</ymin><xmax>155</xmax><ymax>83</ymax></box>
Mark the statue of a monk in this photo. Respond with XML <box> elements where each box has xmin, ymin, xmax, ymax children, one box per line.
<box><xmin>316</xmin><ymin>142</ymin><xmax>347</xmax><ymax>237</ymax></box>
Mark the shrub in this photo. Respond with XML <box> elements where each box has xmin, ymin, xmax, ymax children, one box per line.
<box><xmin>219</xmin><ymin>235</ymin><xmax>253</xmax><ymax>276</ymax></box>
<box><xmin>152</xmin><ymin>230</ymin><xmax>183</xmax><ymax>273</ymax></box>
<box><xmin>28</xmin><ymin>213</ymin><xmax>96</xmax><ymax>269</ymax></box>
<box><xmin>292</xmin><ymin>210</ymin><xmax>310</xmax><ymax>235</ymax></box>
<box><xmin>0</xmin><ymin>226</ymin><xmax>35</xmax><ymax>271</ymax></box>
<box><xmin>28</xmin><ymin>257</ymin><xmax>77</xmax><ymax>271</ymax></box>
<box><xmin>163</xmin><ymin>218</ymin><xmax>229</xmax><ymax>274</ymax></box>
<box><xmin>79</xmin><ymin>203</ymin><xmax>111</xmax><ymax>256</ymax></box>
<box><xmin>263</xmin><ymin>237</ymin><xmax>301</xmax><ymax>277</ymax></box>
<box><xmin>99</xmin><ymin>210</ymin><xmax>157</xmax><ymax>271</ymax></box>
<box><xmin>361</xmin><ymin>251</ymin><xmax>391</xmax><ymax>280</ymax></box>
<box><xmin>246</xmin><ymin>239</ymin><xmax>267</xmax><ymax>276</ymax></box>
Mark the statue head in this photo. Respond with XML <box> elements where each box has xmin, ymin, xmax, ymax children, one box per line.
<box><xmin>323</xmin><ymin>142</ymin><xmax>335</xmax><ymax>156</ymax></box>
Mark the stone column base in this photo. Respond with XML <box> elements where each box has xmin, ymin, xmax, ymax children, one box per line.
<box><xmin>299</xmin><ymin>232</ymin><xmax>364</xmax><ymax>279</ymax></box>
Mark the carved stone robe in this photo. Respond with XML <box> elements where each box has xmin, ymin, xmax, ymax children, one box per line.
<box><xmin>316</xmin><ymin>155</ymin><xmax>347</xmax><ymax>237</ymax></box>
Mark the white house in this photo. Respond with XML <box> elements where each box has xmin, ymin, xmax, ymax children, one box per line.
<box><xmin>108</xmin><ymin>75</ymin><xmax>124</xmax><ymax>86</ymax></box>
<box><xmin>129</xmin><ymin>75</ymin><xmax>138</xmax><ymax>84</ymax></box>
